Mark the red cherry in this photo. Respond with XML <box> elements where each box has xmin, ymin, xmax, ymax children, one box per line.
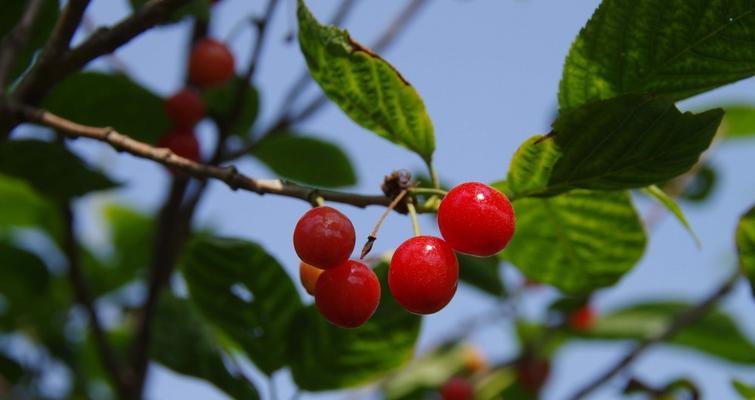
<box><xmin>389</xmin><ymin>236</ymin><xmax>458</xmax><ymax>314</ymax></box>
<box><xmin>299</xmin><ymin>261</ymin><xmax>324</xmax><ymax>296</ymax></box>
<box><xmin>314</xmin><ymin>260</ymin><xmax>380</xmax><ymax>328</ymax></box>
<box><xmin>157</xmin><ymin>128</ymin><xmax>200</xmax><ymax>162</ymax></box>
<box><xmin>188</xmin><ymin>38</ymin><xmax>235</xmax><ymax>88</ymax></box>
<box><xmin>440</xmin><ymin>377</ymin><xmax>473</xmax><ymax>400</ymax></box>
<box><xmin>164</xmin><ymin>87</ymin><xmax>206</xmax><ymax>127</ymax></box>
<box><xmin>438</xmin><ymin>182</ymin><xmax>515</xmax><ymax>257</ymax></box>
<box><xmin>568</xmin><ymin>305</ymin><xmax>596</xmax><ymax>331</ymax></box>
<box><xmin>293</xmin><ymin>206</ymin><xmax>355</xmax><ymax>269</ymax></box>
<box><xmin>517</xmin><ymin>357</ymin><xmax>550</xmax><ymax>393</ymax></box>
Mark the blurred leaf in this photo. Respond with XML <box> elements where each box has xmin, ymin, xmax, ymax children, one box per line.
<box><xmin>0</xmin><ymin>242</ymin><xmax>50</xmax><ymax>328</ymax></box>
<box><xmin>0</xmin><ymin>0</ymin><xmax>58</xmax><ymax>84</ymax></box>
<box><xmin>642</xmin><ymin>185</ymin><xmax>700</xmax><ymax>247</ymax></box>
<box><xmin>0</xmin><ymin>140</ymin><xmax>115</xmax><ymax>202</ymax></box>
<box><xmin>506</xmin><ymin>96</ymin><xmax>722</xmax><ymax>199</ymax></box>
<box><xmin>297</xmin><ymin>0</ymin><xmax>435</xmax><ymax>163</ymax></box>
<box><xmin>0</xmin><ymin>353</ymin><xmax>23</xmax><ymax>385</ymax></box>
<box><xmin>252</xmin><ymin>134</ymin><xmax>356</xmax><ymax>188</ymax></box>
<box><xmin>559</xmin><ymin>0</ymin><xmax>755</xmax><ymax>110</ymax></box>
<box><xmin>737</xmin><ymin>205</ymin><xmax>755</xmax><ymax>296</ymax></box>
<box><xmin>288</xmin><ymin>262</ymin><xmax>421</xmax><ymax>391</ymax></box>
<box><xmin>502</xmin><ymin>188</ymin><xmax>646</xmax><ymax>294</ymax></box>
<box><xmin>129</xmin><ymin>0</ymin><xmax>210</xmax><ymax>24</ymax></box>
<box><xmin>679</xmin><ymin>163</ymin><xmax>718</xmax><ymax>203</ymax></box>
<box><xmin>581</xmin><ymin>302</ymin><xmax>755</xmax><ymax>364</ymax></box>
<box><xmin>181</xmin><ymin>236</ymin><xmax>302</xmax><ymax>375</ymax></box>
<box><xmin>723</xmin><ymin>106</ymin><xmax>755</xmax><ymax>139</ymax></box>
<box><xmin>152</xmin><ymin>295</ymin><xmax>260</xmax><ymax>400</ymax></box>
<box><xmin>0</xmin><ymin>173</ymin><xmax>61</xmax><ymax>239</ymax></box>
<box><xmin>382</xmin><ymin>344</ymin><xmax>468</xmax><ymax>400</ymax></box>
<box><xmin>474</xmin><ymin>368</ymin><xmax>519</xmax><ymax>400</ymax></box>
<box><xmin>457</xmin><ymin>254</ymin><xmax>505</xmax><ymax>296</ymax></box>
<box><xmin>43</xmin><ymin>72</ymin><xmax>169</xmax><ymax>143</ymax></box>
<box><xmin>733</xmin><ymin>379</ymin><xmax>755</xmax><ymax>399</ymax></box>
<box><xmin>202</xmin><ymin>78</ymin><xmax>259</xmax><ymax>136</ymax></box>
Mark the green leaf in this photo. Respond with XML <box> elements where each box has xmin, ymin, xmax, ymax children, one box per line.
<box><xmin>642</xmin><ymin>185</ymin><xmax>700</xmax><ymax>247</ymax></box>
<box><xmin>202</xmin><ymin>78</ymin><xmax>259</xmax><ymax>136</ymax></box>
<box><xmin>503</xmin><ymin>189</ymin><xmax>646</xmax><ymax>294</ymax></box>
<box><xmin>152</xmin><ymin>295</ymin><xmax>260</xmax><ymax>400</ymax></box>
<box><xmin>733</xmin><ymin>379</ymin><xmax>755</xmax><ymax>399</ymax></box>
<box><xmin>0</xmin><ymin>0</ymin><xmax>59</xmax><ymax>84</ymax></box>
<box><xmin>252</xmin><ymin>134</ymin><xmax>357</xmax><ymax>188</ymax></box>
<box><xmin>559</xmin><ymin>0</ymin><xmax>755</xmax><ymax>110</ymax></box>
<box><xmin>0</xmin><ymin>140</ymin><xmax>115</xmax><ymax>202</ymax></box>
<box><xmin>0</xmin><ymin>353</ymin><xmax>23</xmax><ymax>385</ymax></box>
<box><xmin>0</xmin><ymin>242</ymin><xmax>51</xmax><ymax>328</ymax></box>
<box><xmin>457</xmin><ymin>254</ymin><xmax>505</xmax><ymax>296</ymax></box>
<box><xmin>0</xmin><ymin>173</ymin><xmax>61</xmax><ymax>239</ymax></box>
<box><xmin>737</xmin><ymin>205</ymin><xmax>755</xmax><ymax>296</ymax></box>
<box><xmin>288</xmin><ymin>262</ymin><xmax>421</xmax><ymax>391</ymax></box>
<box><xmin>129</xmin><ymin>0</ymin><xmax>210</xmax><ymax>24</ymax></box>
<box><xmin>297</xmin><ymin>0</ymin><xmax>435</xmax><ymax>162</ymax></box>
<box><xmin>381</xmin><ymin>344</ymin><xmax>470</xmax><ymax>400</ymax></box>
<box><xmin>506</xmin><ymin>95</ymin><xmax>722</xmax><ymax>199</ymax></box>
<box><xmin>581</xmin><ymin>302</ymin><xmax>755</xmax><ymax>364</ymax></box>
<box><xmin>43</xmin><ymin>72</ymin><xmax>169</xmax><ymax>143</ymax></box>
<box><xmin>724</xmin><ymin>106</ymin><xmax>755</xmax><ymax>139</ymax></box>
<box><xmin>181</xmin><ymin>236</ymin><xmax>302</xmax><ymax>375</ymax></box>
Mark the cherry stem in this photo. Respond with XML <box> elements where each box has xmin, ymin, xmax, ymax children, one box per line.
<box><xmin>407</xmin><ymin>202</ymin><xmax>420</xmax><ymax>237</ymax></box>
<box><xmin>409</xmin><ymin>187</ymin><xmax>447</xmax><ymax>196</ymax></box>
<box><xmin>360</xmin><ymin>189</ymin><xmax>408</xmax><ymax>259</ymax></box>
<box><xmin>426</xmin><ymin>160</ymin><xmax>440</xmax><ymax>189</ymax></box>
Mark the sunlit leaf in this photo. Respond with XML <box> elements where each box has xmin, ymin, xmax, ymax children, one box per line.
<box><xmin>737</xmin><ymin>205</ymin><xmax>755</xmax><ymax>296</ymax></box>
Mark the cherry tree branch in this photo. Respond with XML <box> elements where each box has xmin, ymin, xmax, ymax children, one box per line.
<box><xmin>565</xmin><ymin>270</ymin><xmax>742</xmax><ymax>400</ymax></box>
<box><xmin>0</xmin><ymin>0</ymin><xmax>46</xmax><ymax>88</ymax></box>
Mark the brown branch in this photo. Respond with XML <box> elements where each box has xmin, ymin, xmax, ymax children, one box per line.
<box><xmin>60</xmin><ymin>204</ymin><xmax>127</xmax><ymax>392</ymax></box>
<box><xmin>43</xmin><ymin>0</ymin><xmax>92</xmax><ymax>60</ymax></box>
<box><xmin>565</xmin><ymin>271</ymin><xmax>741</xmax><ymax>400</ymax></box>
<box><xmin>0</xmin><ymin>0</ymin><xmax>46</xmax><ymax>88</ymax></box>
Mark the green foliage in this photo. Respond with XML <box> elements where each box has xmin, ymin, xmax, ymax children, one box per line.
<box><xmin>500</xmin><ymin>187</ymin><xmax>646</xmax><ymax>294</ymax></box>
<box><xmin>202</xmin><ymin>78</ymin><xmax>259</xmax><ymax>136</ymax></box>
<box><xmin>0</xmin><ymin>242</ymin><xmax>50</xmax><ymax>329</ymax></box>
<box><xmin>152</xmin><ymin>295</ymin><xmax>260</xmax><ymax>400</ymax></box>
<box><xmin>0</xmin><ymin>353</ymin><xmax>23</xmax><ymax>385</ymax></box>
<box><xmin>181</xmin><ymin>236</ymin><xmax>302</xmax><ymax>375</ymax></box>
<box><xmin>129</xmin><ymin>0</ymin><xmax>210</xmax><ymax>24</ymax></box>
<box><xmin>642</xmin><ymin>185</ymin><xmax>700</xmax><ymax>246</ymax></box>
<box><xmin>0</xmin><ymin>0</ymin><xmax>58</xmax><ymax>85</ymax></box>
<box><xmin>737</xmin><ymin>205</ymin><xmax>755</xmax><ymax>295</ymax></box>
<box><xmin>582</xmin><ymin>302</ymin><xmax>755</xmax><ymax>364</ymax></box>
<box><xmin>43</xmin><ymin>72</ymin><xmax>169</xmax><ymax>143</ymax></box>
<box><xmin>252</xmin><ymin>134</ymin><xmax>357</xmax><ymax>187</ymax></box>
<box><xmin>0</xmin><ymin>173</ymin><xmax>62</xmax><ymax>239</ymax></box>
<box><xmin>0</xmin><ymin>140</ymin><xmax>115</xmax><ymax>203</ymax></box>
<box><xmin>297</xmin><ymin>0</ymin><xmax>435</xmax><ymax>163</ymax></box>
<box><xmin>723</xmin><ymin>106</ymin><xmax>755</xmax><ymax>138</ymax></box>
<box><xmin>381</xmin><ymin>344</ymin><xmax>469</xmax><ymax>400</ymax></box>
<box><xmin>559</xmin><ymin>0</ymin><xmax>755</xmax><ymax>110</ymax></box>
<box><xmin>288</xmin><ymin>262</ymin><xmax>421</xmax><ymax>391</ymax></box>
<box><xmin>733</xmin><ymin>379</ymin><xmax>755</xmax><ymax>399</ymax></box>
<box><xmin>457</xmin><ymin>254</ymin><xmax>505</xmax><ymax>296</ymax></box>
<box><xmin>506</xmin><ymin>96</ymin><xmax>722</xmax><ymax>199</ymax></box>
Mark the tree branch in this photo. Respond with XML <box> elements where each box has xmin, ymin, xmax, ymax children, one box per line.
<box><xmin>565</xmin><ymin>271</ymin><xmax>742</xmax><ymax>400</ymax></box>
<box><xmin>0</xmin><ymin>0</ymin><xmax>46</xmax><ymax>88</ymax></box>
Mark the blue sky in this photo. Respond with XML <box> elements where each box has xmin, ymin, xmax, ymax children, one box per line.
<box><xmin>53</xmin><ymin>0</ymin><xmax>755</xmax><ymax>398</ymax></box>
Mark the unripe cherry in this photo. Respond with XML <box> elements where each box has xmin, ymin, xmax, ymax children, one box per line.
<box><xmin>164</xmin><ymin>87</ymin><xmax>206</xmax><ymax>127</ymax></box>
<box><xmin>440</xmin><ymin>376</ymin><xmax>473</xmax><ymax>400</ymax></box>
<box><xmin>188</xmin><ymin>38</ymin><xmax>235</xmax><ymax>88</ymax></box>
<box><xmin>299</xmin><ymin>261</ymin><xmax>324</xmax><ymax>296</ymax></box>
<box><xmin>389</xmin><ymin>236</ymin><xmax>458</xmax><ymax>314</ymax></box>
<box><xmin>314</xmin><ymin>260</ymin><xmax>380</xmax><ymax>328</ymax></box>
<box><xmin>438</xmin><ymin>182</ymin><xmax>515</xmax><ymax>257</ymax></box>
<box><xmin>293</xmin><ymin>206</ymin><xmax>355</xmax><ymax>269</ymax></box>
<box><xmin>568</xmin><ymin>305</ymin><xmax>596</xmax><ymax>331</ymax></box>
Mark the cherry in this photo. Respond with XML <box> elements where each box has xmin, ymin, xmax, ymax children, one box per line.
<box><xmin>440</xmin><ymin>376</ymin><xmax>473</xmax><ymax>400</ymax></box>
<box><xmin>517</xmin><ymin>357</ymin><xmax>550</xmax><ymax>394</ymax></box>
<box><xmin>299</xmin><ymin>261</ymin><xmax>324</xmax><ymax>296</ymax></box>
<box><xmin>293</xmin><ymin>206</ymin><xmax>355</xmax><ymax>269</ymax></box>
<box><xmin>462</xmin><ymin>345</ymin><xmax>486</xmax><ymax>373</ymax></box>
<box><xmin>314</xmin><ymin>260</ymin><xmax>380</xmax><ymax>328</ymax></box>
<box><xmin>438</xmin><ymin>182</ymin><xmax>515</xmax><ymax>257</ymax></box>
<box><xmin>389</xmin><ymin>236</ymin><xmax>458</xmax><ymax>314</ymax></box>
<box><xmin>568</xmin><ymin>305</ymin><xmax>596</xmax><ymax>332</ymax></box>
<box><xmin>164</xmin><ymin>87</ymin><xmax>206</xmax><ymax>127</ymax></box>
<box><xmin>157</xmin><ymin>127</ymin><xmax>200</xmax><ymax>163</ymax></box>
<box><xmin>188</xmin><ymin>38</ymin><xmax>235</xmax><ymax>88</ymax></box>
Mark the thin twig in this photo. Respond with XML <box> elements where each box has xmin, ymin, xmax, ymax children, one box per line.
<box><xmin>360</xmin><ymin>189</ymin><xmax>408</xmax><ymax>259</ymax></box>
<box><xmin>0</xmin><ymin>0</ymin><xmax>46</xmax><ymax>88</ymax></box>
<box><xmin>565</xmin><ymin>270</ymin><xmax>741</xmax><ymax>400</ymax></box>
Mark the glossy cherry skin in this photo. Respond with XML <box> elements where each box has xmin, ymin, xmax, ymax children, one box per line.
<box><xmin>299</xmin><ymin>261</ymin><xmax>324</xmax><ymax>296</ymax></box>
<box><xmin>438</xmin><ymin>182</ymin><xmax>515</xmax><ymax>257</ymax></box>
<box><xmin>440</xmin><ymin>377</ymin><xmax>473</xmax><ymax>400</ymax></box>
<box><xmin>293</xmin><ymin>206</ymin><xmax>355</xmax><ymax>269</ymax></box>
<box><xmin>188</xmin><ymin>38</ymin><xmax>235</xmax><ymax>88</ymax></box>
<box><xmin>314</xmin><ymin>260</ymin><xmax>380</xmax><ymax>328</ymax></box>
<box><xmin>389</xmin><ymin>236</ymin><xmax>458</xmax><ymax>314</ymax></box>
<box><xmin>568</xmin><ymin>305</ymin><xmax>596</xmax><ymax>331</ymax></box>
<box><xmin>164</xmin><ymin>87</ymin><xmax>206</xmax><ymax>127</ymax></box>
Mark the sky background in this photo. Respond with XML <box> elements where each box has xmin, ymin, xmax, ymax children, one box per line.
<box><xmin>36</xmin><ymin>0</ymin><xmax>755</xmax><ymax>398</ymax></box>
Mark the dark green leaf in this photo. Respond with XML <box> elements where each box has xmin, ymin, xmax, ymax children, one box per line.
<box><xmin>559</xmin><ymin>0</ymin><xmax>755</xmax><ymax>109</ymax></box>
<box><xmin>506</xmin><ymin>96</ymin><xmax>722</xmax><ymax>199</ymax></box>
<box><xmin>252</xmin><ymin>134</ymin><xmax>356</xmax><ymax>188</ymax></box>
<box><xmin>202</xmin><ymin>78</ymin><xmax>259</xmax><ymax>136</ymax></box>
<box><xmin>43</xmin><ymin>72</ymin><xmax>169</xmax><ymax>143</ymax></box>
<box><xmin>0</xmin><ymin>0</ymin><xmax>58</xmax><ymax>84</ymax></box>
<box><xmin>679</xmin><ymin>163</ymin><xmax>718</xmax><ymax>203</ymax></box>
<box><xmin>642</xmin><ymin>185</ymin><xmax>700</xmax><ymax>247</ymax></box>
<box><xmin>129</xmin><ymin>0</ymin><xmax>210</xmax><ymax>24</ymax></box>
<box><xmin>0</xmin><ymin>140</ymin><xmax>115</xmax><ymax>202</ymax></box>
<box><xmin>288</xmin><ymin>262</ymin><xmax>421</xmax><ymax>391</ymax></box>
<box><xmin>733</xmin><ymin>379</ymin><xmax>755</xmax><ymax>399</ymax></box>
<box><xmin>457</xmin><ymin>254</ymin><xmax>505</xmax><ymax>296</ymax></box>
<box><xmin>724</xmin><ymin>106</ymin><xmax>755</xmax><ymax>139</ymax></box>
<box><xmin>152</xmin><ymin>295</ymin><xmax>260</xmax><ymax>400</ymax></box>
<box><xmin>297</xmin><ymin>0</ymin><xmax>435</xmax><ymax>163</ymax></box>
<box><xmin>581</xmin><ymin>302</ymin><xmax>755</xmax><ymax>364</ymax></box>
<box><xmin>502</xmin><ymin>189</ymin><xmax>646</xmax><ymax>294</ymax></box>
<box><xmin>181</xmin><ymin>236</ymin><xmax>302</xmax><ymax>375</ymax></box>
<box><xmin>0</xmin><ymin>173</ymin><xmax>61</xmax><ymax>239</ymax></box>
<box><xmin>0</xmin><ymin>353</ymin><xmax>23</xmax><ymax>385</ymax></box>
<box><xmin>381</xmin><ymin>344</ymin><xmax>471</xmax><ymax>400</ymax></box>
<box><xmin>737</xmin><ymin>205</ymin><xmax>755</xmax><ymax>296</ymax></box>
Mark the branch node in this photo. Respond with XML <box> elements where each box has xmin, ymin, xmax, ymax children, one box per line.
<box><xmin>224</xmin><ymin>165</ymin><xmax>241</xmax><ymax>191</ymax></box>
